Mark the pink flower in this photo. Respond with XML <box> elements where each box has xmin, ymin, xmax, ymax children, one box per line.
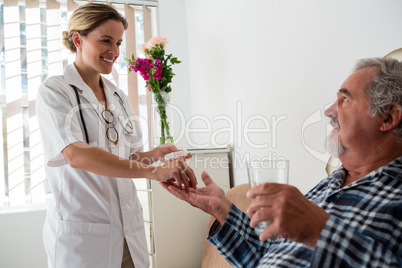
<box><xmin>127</xmin><ymin>57</ymin><xmax>163</xmax><ymax>82</ymax></box>
<box><xmin>148</xmin><ymin>36</ymin><xmax>169</xmax><ymax>46</ymax></box>
<box><xmin>139</xmin><ymin>42</ymin><xmax>152</xmax><ymax>54</ymax></box>
<box><xmin>128</xmin><ymin>57</ymin><xmax>153</xmax><ymax>81</ymax></box>
<box><xmin>153</xmin><ymin>59</ymin><xmax>163</xmax><ymax>80</ymax></box>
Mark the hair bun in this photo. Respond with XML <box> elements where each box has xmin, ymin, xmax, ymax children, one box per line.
<box><xmin>62</xmin><ymin>31</ymin><xmax>69</xmax><ymax>47</ymax></box>
<box><xmin>62</xmin><ymin>31</ymin><xmax>76</xmax><ymax>52</ymax></box>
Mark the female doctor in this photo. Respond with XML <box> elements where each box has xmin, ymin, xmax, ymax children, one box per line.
<box><xmin>36</xmin><ymin>3</ymin><xmax>196</xmax><ymax>268</ymax></box>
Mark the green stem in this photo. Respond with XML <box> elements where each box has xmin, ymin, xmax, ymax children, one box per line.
<box><xmin>161</xmin><ymin>117</ymin><xmax>174</xmax><ymax>144</ymax></box>
<box><xmin>156</xmin><ymin>93</ymin><xmax>174</xmax><ymax>144</ymax></box>
<box><xmin>157</xmin><ymin>105</ymin><xmax>174</xmax><ymax>144</ymax></box>
<box><xmin>160</xmin><ymin>117</ymin><xmax>165</xmax><ymax>144</ymax></box>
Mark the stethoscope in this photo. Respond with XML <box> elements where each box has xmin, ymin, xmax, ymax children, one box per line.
<box><xmin>70</xmin><ymin>84</ymin><xmax>134</xmax><ymax>144</ymax></box>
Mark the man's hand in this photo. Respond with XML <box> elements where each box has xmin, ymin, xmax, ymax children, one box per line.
<box><xmin>247</xmin><ymin>183</ymin><xmax>330</xmax><ymax>248</ymax></box>
<box><xmin>160</xmin><ymin>171</ymin><xmax>232</xmax><ymax>225</ymax></box>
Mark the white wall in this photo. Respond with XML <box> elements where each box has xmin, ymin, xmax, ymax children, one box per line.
<box><xmin>156</xmin><ymin>0</ymin><xmax>193</xmax><ymax>150</ymax></box>
<box><xmin>158</xmin><ymin>0</ymin><xmax>402</xmax><ymax>193</ymax></box>
<box><xmin>0</xmin><ymin>210</ymin><xmax>47</xmax><ymax>268</ymax></box>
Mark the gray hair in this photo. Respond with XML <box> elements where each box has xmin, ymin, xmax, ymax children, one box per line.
<box><xmin>353</xmin><ymin>57</ymin><xmax>402</xmax><ymax>140</ymax></box>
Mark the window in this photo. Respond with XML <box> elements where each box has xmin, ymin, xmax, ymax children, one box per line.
<box><xmin>0</xmin><ymin>0</ymin><xmax>56</xmax><ymax>208</ymax></box>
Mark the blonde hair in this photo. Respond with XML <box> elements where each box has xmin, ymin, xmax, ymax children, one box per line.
<box><xmin>62</xmin><ymin>3</ymin><xmax>128</xmax><ymax>53</ymax></box>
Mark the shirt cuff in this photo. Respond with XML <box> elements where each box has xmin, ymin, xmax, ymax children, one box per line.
<box><xmin>208</xmin><ymin>219</ymin><xmax>222</xmax><ymax>238</ymax></box>
<box><xmin>207</xmin><ymin>204</ymin><xmax>248</xmax><ymax>243</ymax></box>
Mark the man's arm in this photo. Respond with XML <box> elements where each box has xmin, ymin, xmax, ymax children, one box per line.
<box><xmin>160</xmin><ymin>171</ymin><xmax>231</xmax><ymax>224</ymax></box>
<box><xmin>312</xmin><ymin>215</ymin><xmax>402</xmax><ymax>267</ymax></box>
<box><xmin>160</xmin><ymin>172</ymin><xmax>271</xmax><ymax>267</ymax></box>
<box><xmin>247</xmin><ymin>183</ymin><xmax>330</xmax><ymax>247</ymax></box>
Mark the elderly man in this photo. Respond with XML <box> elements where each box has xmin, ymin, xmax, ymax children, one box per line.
<box><xmin>161</xmin><ymin>57</ymin><xmax>402</xmax><ymax>267</ymax></box>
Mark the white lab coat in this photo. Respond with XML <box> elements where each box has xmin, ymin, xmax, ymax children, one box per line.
<box><xmin>36</xmin><ymin>64</ymin><xmax>150</xmax><ymax>268</ymax></box>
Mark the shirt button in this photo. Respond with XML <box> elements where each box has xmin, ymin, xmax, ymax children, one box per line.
<box><xmin>124</xmin><ymin>229</ymin><xmax>128</xmax><ymax>236</ymax></box>
<box><xmin>122</xmin><ymin>200</ymin><xmax>126</xmax><ymax>207</ymax></box>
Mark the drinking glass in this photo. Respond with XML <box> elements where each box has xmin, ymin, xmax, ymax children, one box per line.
<box><xmin>247</xmin><ymin>159</ymin><xmax>289</xmax><ymax>235</ymax></box>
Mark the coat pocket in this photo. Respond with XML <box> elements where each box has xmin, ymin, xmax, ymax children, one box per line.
<box><xmin>56</xmin><ymin>220</ymin><xmax>110</xmax><ymax>268</ymax></box>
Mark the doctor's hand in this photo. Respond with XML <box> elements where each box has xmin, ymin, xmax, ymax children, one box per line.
<box><xmin>153</xmin><ymin>144</ymin><xmax>192</xmax><ymax>162</ymax></box>
<box><xmin>130</xmin><ymin>144</ymin><xmax>191</xmax><ymax>165</ymax></box>
<box><xmin>160</xmin><ymin>171</ymin><xmax>232</xmax><ymax>225</ymax></box>
<box><xmin>246</xmin><ymin>183</ymin><xmax>329</xmax><ymax>248</ymax></box>
<box><xmin>153</xmin><ymin>159</ymin><xmax>197</xmax><ymax>192</ymax></box>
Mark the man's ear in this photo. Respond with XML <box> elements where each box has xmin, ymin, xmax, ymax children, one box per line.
<box><xmin>380</xmin><ymin>104</ymin><xmax>402</xmax><ymax>132</ymax></box>
<box><xmin>72</xmin><ymin>32</ymin><xmax>82</xmax><ymax>49</ymax></box>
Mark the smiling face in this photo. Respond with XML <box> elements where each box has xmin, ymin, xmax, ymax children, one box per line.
<box><xmin>325</xmin><ymin>67</ymin><xmax>384</xmax><ymax>158</ymax></box>
<box><xmin>74</xmin><ymin>19</ymin><xmax>124</xmax><ymax>77</ymax></box>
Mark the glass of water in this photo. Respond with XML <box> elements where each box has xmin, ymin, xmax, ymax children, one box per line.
<box><xmin>247</xmin><ymin>159</ymin><xmax>289</xmax><ymax>235</ymax></box>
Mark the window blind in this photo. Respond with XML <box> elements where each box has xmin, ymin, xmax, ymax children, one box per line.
<box><xmin>114</xmin><ymin>0</ymin><xmax>158</xmax><ymax>7</ymax></box>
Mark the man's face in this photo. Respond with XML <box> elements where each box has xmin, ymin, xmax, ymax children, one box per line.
<box><xmin>325</xmin><ymin>67</ymin><xmax>383</xmax><ymax>158</ymax></box>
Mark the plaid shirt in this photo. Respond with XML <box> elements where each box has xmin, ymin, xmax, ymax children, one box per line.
<box><xmin>208</xmin><ymin>156</ymin><xmax>402</xmax><ymax>267</ymax></box>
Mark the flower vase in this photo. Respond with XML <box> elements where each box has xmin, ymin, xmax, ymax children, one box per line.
<box><xmin>155</xmin><ymin>92</ymin><xmax>173</xmax><ymax>145</ymax></box>
<box><xmin>126</xmin><ymin>36</ymin><xmax>181</xmax><ymax>146</ymax></box>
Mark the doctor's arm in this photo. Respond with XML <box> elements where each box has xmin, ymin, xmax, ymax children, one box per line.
<box><xmin>62</xmin><ymin>141</ymin><xmax>197</xmax><ymax>191</ymax></box>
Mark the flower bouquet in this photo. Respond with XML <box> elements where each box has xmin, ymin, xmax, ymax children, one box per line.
<box><xmin>127</xmin><ymin>37</ymin><xmax>181</xmax><ymax>144</ymax></box>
